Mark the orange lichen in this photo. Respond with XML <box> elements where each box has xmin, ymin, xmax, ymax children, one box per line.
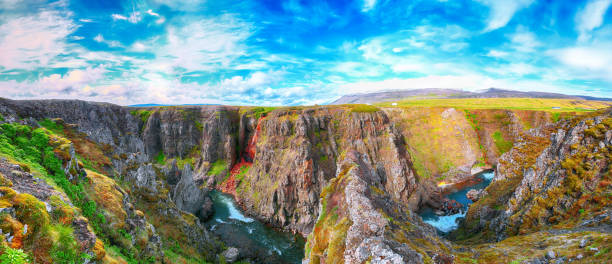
<box><xmin>93</xmin><ymin>239</ymin><xmax>106</xmax><ymax>260</ymax></box>
<box><xmin>84</xmin><ymin>169</ymin><xmax>127</xmax><ymax>228</ymax></box>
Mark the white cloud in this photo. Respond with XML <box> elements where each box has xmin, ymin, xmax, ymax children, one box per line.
<box><xmin>476</xmin><ymin>0</ymin><xmax>534</xmax><ymax>32</ymax></box>
<box><xmin>487</xmin><ymin>50</ymin><xmax>509</xmax><ymax>58</ymax></box>
<box><xmin>150</xmin><ymin>0</ymin><xmax>205</xmax><ymax>11</ymax></box>
<box><xmin>510</xmin><ymin>26</ymin><xmax>540</xmax><ymax>52</ymax></box>
<box><xmin>150</xmin><ymin>14</ymin><xmax>254</xmax><ymax>72</ymax></box>
<box><xmin>39</xmin><ymin>67</ymin><xmax>107</xmax><ymax>92</ymax></box>
<box><xmin>146</xmin><ymin>9</ymin><xmax>160</xmax><ymax>17</ymax></box>
<box><xmin>94</xmin><ymin>34</ymin><xmax>104</xmax><ymax>42</ymax></box>
<box><xmin>111</xmin><ymin>12</ymin><xmax>142</xmax><ymax>23</ymax></box>
<box><xmin>111</xmin><ymin>14</ymin><xmax>128</xmax><ymax>21</ymax></box>
<box><xmin>575</xmin><ymin>0</ymin><xmax>612</xmax><ymax>41</ymax></box>
<box><xmin>362</xmin><ymin>0</ymin><xmax>377</xmax><ymax>12</ymax></box>
<box><xmin>549</xmin><ymin>44</ymin><xmax>612</xmax><ymax>81</ymax></box>
<box><xmin>93</xmin><ymin>34</ymin><xmax>122</xmax><ymax>47</ymax></box>
<box><xmin>132</xmin><ymin>42</ymin><xmax>147</xmax><ymax>51</ymax></box>
<box><xmin>334</xmin><ymin>61</ymin><xmax>385</xmax><ymax>77</ymax></box>
<box><xmin>0</xmin><ymin>9</ymin><xmax>76</xmax><ymax>69</ymax></box>
<box><xmin>485</xmin><ymin>62</ymin><xmax>538</xmax><ymax>76</ymax></box>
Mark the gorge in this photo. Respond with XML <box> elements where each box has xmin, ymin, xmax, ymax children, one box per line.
<box><xmin>0</xmin><ymin>97</ymin><xmax>610</xmax><ymax>263</ymax></box>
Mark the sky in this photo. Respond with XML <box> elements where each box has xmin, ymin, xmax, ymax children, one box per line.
<box><xmin>0</xmin><ymin>0</ymin><xmax>611</xmax><ymax>106</ymax></box>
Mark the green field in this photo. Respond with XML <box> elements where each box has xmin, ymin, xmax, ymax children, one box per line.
<box><xmin>375</xmin><ymin>98</ymin><xmax>611</xmax><ymax>112</ymax></box>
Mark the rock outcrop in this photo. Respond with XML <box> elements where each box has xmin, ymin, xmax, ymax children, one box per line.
<box><xmin>456</xmin><ymin>109</ymin><xmax>612</xmax><ymax>242</ymax></box>
<box><xmin>304</xmin><ymin>150</ymin><xmax>452</xmax><ymax>264</ymax></box>
<box><xmin>233</xmin><ymin>107</ymin><xmax>423</xmax><ymax>235</ymax></box>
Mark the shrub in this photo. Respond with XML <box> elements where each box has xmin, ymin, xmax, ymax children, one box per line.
<box><xmin>208</xmin><ymin>160</ymin><xmax>227</xmax><ymax>176</ymax></box>
<box><xmin>51</xmin><ymin>225</ymin><xmax>87</xmax><ymax>264</ymax></box>
<box><xmin>0</xmin><ymin>246</ymin><xmax>29</xmax><ymax>264</ymax></box>
<box><xmin>154</xmin><ymin>151</ymin><xmax>165</xmax><ymax>164</ymax></box>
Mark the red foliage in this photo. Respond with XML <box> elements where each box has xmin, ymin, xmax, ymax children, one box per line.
<box><xmin>219</xmin><ymin>116</ymin><xmax>265</xmax><ymax>196</ymax></box>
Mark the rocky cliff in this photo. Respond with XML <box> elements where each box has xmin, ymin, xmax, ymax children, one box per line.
<box><xmin>1</xmin><ymin>97</ymin><xmax>609</xmax><ymax>264</ymax></box>
<box><xmin>455</xmin><ymin>109</ymin><xmax>612</xmax><ymax>243</ymax></box>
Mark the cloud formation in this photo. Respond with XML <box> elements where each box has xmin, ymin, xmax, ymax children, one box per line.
<box><xmin>0</xmin><ymin>0</ymin><xmax>611</xmax><ymax>105</ymax></box>
<box><xmin>575</xmin><ymin>0</ymin><xmax>612</xmax><ymax>41</ymax></box>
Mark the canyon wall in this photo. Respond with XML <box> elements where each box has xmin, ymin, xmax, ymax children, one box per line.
<box><xmin>0</xmin><ymin>98</ymin><xmax>574</xmax><ymax>263</ymax></box>
<box><xmin>455</xmin><ymin>109</ymin><xmax>612</xmax><ymax>243</ymax></box>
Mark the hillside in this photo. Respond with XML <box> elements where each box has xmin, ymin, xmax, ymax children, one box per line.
<box><xmin>0</xmin><ymin>97</ymin><xmax>610</xmax><ymax>263</ymax></box>
<box><xmin>331</xmin><ymin>88</ymin><xmax>612</xmax><ymax>105</ymax></box>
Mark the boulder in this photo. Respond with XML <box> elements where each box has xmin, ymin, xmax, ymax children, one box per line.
<box><xmin>221</xmin><ymin>247</ymin><xmax>240</xmax><ymax>263</ymax></box>
<box><xmin>466</xmin><ymin>189</ymin><xmax>484</xmax><ymax>202</ymax></box>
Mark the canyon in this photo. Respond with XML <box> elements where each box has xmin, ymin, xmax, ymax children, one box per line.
<box><xmin>0</xmin><ymin>97</ymin><xmax>610</xmax><ymax>263</ymax></box>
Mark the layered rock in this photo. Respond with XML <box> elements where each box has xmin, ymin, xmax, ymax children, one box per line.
<box><xmin>304</xmin><ymin>150</ymin><xmax>452</xmax><ymax>263</ymax></box>
<box><xmin>0</xmin><ymin>99</ymin><xmax>223</xmax><ymax>262</ymax></box>
<box><xmin>234</xmin><ymin>107</ymin><xmax>423</xmax><ymax>235</ymax></box>
<box><xmin>456</xmin><ymin>110</ymin><xmax>612</xmax><ymax>241</ymax></box>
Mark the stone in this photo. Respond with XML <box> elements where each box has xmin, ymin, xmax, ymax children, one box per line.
<box><xmin>197</xmin><ymin>195</ymin><xmax>214</xmax><ymax>221</ymax></box>
<box><xmin>172</xmin><ymin>164</ymin><xmax>207</xmax><ymax>214</ymax></box>
<box><xmin>579</xmin><ymin>238</ymin><xmax>588</xmax><ymax>248</ymax></box>
<box><xmin>0</xmin><ymin>207</ymin><xmax>16</xmax><ymax>218</ymax></box>
<box><xmin>221</xmin><ymin>247</ymin><xmax>240</xmax><ymax>263</ymax></box>
<box><xmin>546</xmin><ymin>250</ymin><xmax>556</xmax><ymax>259</ymax></box>
<box><xmin>466</xmin><ymin>189</ymin><xmax>484</xmax><ymax>202</ymax></box>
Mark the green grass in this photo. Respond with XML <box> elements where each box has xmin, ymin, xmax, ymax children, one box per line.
<box><xmin>38</xmin><ymin>118</ymin><xmax>65</xmax><ymax>135</ymax></box>
<box><xmin>245</xmin><ymin>106</ymin><xmax>277</xmax><ymax>119</ymax></box>
<box><xmin>208</xmin><ymin>159</ymin><xmax>227</xmax><ymax>176</ymax></box>
<box><xmin>0</xmin><ymin>246</ymin><xmax>29</xmax><ymax>264</ymax></box>
<box><xmin>0</xmin><ymin>121</ymin><xmax>110</xmax><ymax>261</ymax></box>
<box><xmin>349</xmin><ymin>104</ymin><xmax>380</xmax><ymax>113</ymax></box>
<box><xmin>376</xmin><ymin>98</ymin><xmax>610</xmax><ymax>112</ymax></box>
<box><xmin>130</xmin><ymin>110</ymin><xmax>152</xmax><ymax>124</ymax></box>
<box><xmin>492</xmin><ymin>131</ymin><xmax>513</xmax><ymax>154</ymax></box>
<box><xmin>154</xmin><ymin>151</ymin><xmax>165</xmax><ymax>164</ymax></box>
<box><xmin>235</xmin><ymin>165</ymin><xmax>250</xmax><ymax>182</ymax></box>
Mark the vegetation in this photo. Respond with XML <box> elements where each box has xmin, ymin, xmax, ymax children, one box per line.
<box><xmin>348</xmin><ymin>104</ymin><xmax>379</xmax><ymax>113</ymax></box>
<box><xmin>208</xmin><ymin>159</ymin><xmax>227</xmax><ymax>176</ymax></box>
<box><xmin>389</xmin><ymin>107</ymin><xmax>484</xmax><ymax>181</ymax></box>
<box><xmin>377</xmin><ymin>98</ymin><xmax>610</xmax><ymax>112</ymax></box>
<box><xmin>155</xmin><ymin>150</ymin><xmax>165</xmax><ymax>164</ymax></box>
<box><xmin>0</xmin><ymin>246</ymin><xmax>29</xmax><ymax>264</ymax></box>
<box><xmin>305</xmin><ymin>165</ymin><xmax>353</xmax><ymax>263</ymax></box>
<box><xmin>130</xmin><ymin>109</ymin><xmax>152</xmax><ymax>124</ymax></box>
<box><xmin>247</xmin><ymin>106</ymin><xmax>277</xmax><ymax>119</ymax></box>
<box><xmin>492</xmin><ymin>131</ymin><xmax>513</xmax><ymax>154</ymax></box>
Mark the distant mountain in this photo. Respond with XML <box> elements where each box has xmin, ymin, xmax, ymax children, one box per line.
<box><xmin>330</xmin><ymin>88</ymin><xmax>612</xmax><ymax>104</ymax></box>
<box><xmin>128</xmin><ymin>103</ymin><xmax>218</xmax><ymax>107</ymax></box>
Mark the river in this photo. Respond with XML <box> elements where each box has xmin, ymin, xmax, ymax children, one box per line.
<box><xmin>418</xmin><ymin>171</ymin><xmax>495</xmax><ymax>233</ymax></box>
<box><xmin>205</xmin><ymin>190</ymin><xmax>305</xmax><ymax>264</ymax></box>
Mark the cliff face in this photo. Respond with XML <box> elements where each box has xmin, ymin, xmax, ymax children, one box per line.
<box><xmin>0</xmin><ymin>99</ymin><xmax>222</xmax><ymax>262</ymax></box>
<box><xmin>304</xmin><ymin>150</ymin><xmax>452</xmax><ymax>264</ymax></box>
<box><xmin>456</xmin><ymin>109</ymin><xmax>612</xmax><ymax>242</ymax></box>
<box><xmin>4</xmin><ymin>97</ymin><xmax>603</xmax><ymax>263</ymax></box>
<box><xmin>385</xmin><ymin>107</ymin><xmax>552</xmax><ymax>183</ymax></box>
<box><xmin>233</xmin><ymin>107</ymin><xmax>421</xmax><ymax>235</ymax></box>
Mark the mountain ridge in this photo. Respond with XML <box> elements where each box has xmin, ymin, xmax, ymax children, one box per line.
<box><xmin>331</xmin><ymin>88</ymin><xmax>612</xmax><ymax>104</ymax></box>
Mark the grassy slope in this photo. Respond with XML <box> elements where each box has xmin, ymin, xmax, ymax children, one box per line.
<box><xmin>0</xmin><ymin>119</ymin><xmax>213</xmax><ymax>264</ymax></box>
<box><xmin>386</xmin><ymin>107</ymin><xmax>483</xmax><ymax>181</ymax></box>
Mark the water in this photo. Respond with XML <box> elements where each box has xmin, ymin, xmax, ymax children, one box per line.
<box><xmin>419</xmin><ymin>171</ymin><xmax>494</xmax><ymax>233</ymax></box>
<box><xmin>205</xmin><ymin>190</ymin><xmax>305</xmax><ymax>264</ymax></box>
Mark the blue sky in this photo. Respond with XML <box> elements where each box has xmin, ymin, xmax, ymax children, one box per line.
<box><xmin>0</xmin><ymin>0</ymin><xmax>611</xmax><ymax>105</ymax></box>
